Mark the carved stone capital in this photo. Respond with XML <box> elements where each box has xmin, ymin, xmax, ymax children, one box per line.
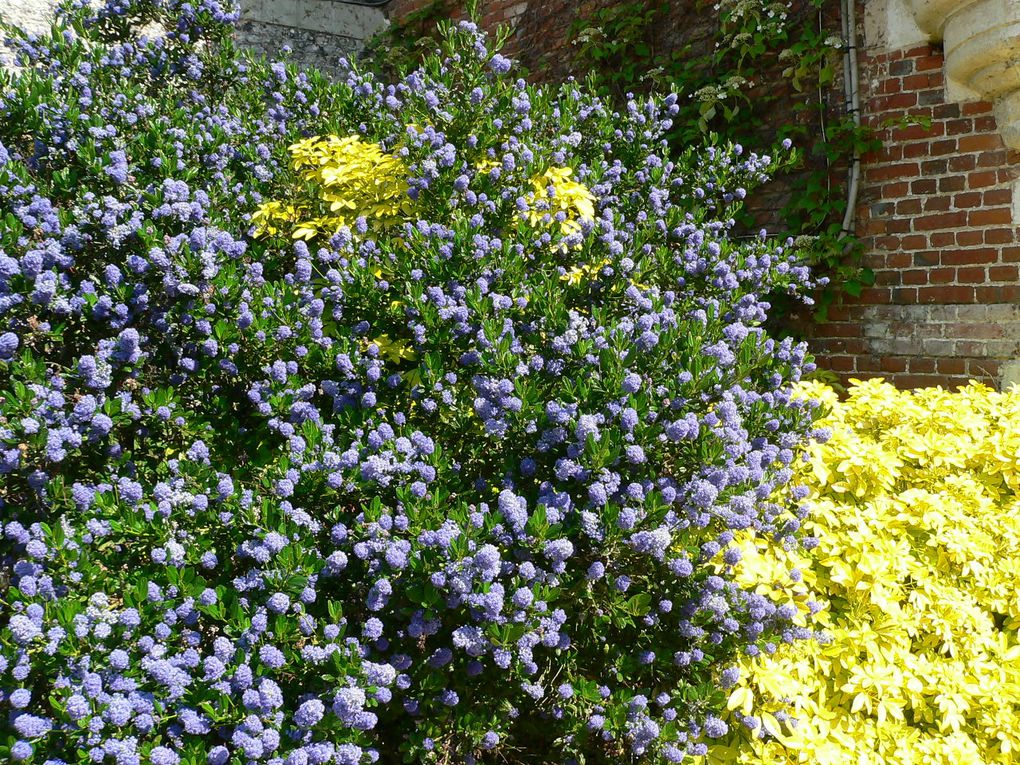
<box><xmin>906</xmin><ymin>0</ymin><xmax>1020</xmax><ymax>149</ymax></box>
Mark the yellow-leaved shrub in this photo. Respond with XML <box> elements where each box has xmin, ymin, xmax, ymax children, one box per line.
<box><xmin>706</xmin><ymin>378</ymin><xmax>1020</xmax><ymax>765</ymax></box>
<box><xmin>252</xmin><ymin>132</ymin><xmax>595</xmax><ymax>243</ymax></box>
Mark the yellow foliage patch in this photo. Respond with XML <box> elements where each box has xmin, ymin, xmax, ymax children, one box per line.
<box><xmin>252</xmin><ymin>133</ymin><xmax>597</xmax><ymax>247</ymax></box>
<box><xmin>707</xmin><ymin>378</ymin><xmax>1020</xmax><ymax>765</ymax></box>
<box><xmin>254</xmin><ymin>135</ymin><xmax>412</xmax><ymax>240</ymax></box>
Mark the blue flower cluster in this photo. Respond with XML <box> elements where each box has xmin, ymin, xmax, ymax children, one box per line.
<box><xmin>0</xmin><ymin>1</ymin><xmax>827</xmax><ymax>763</ymax></box>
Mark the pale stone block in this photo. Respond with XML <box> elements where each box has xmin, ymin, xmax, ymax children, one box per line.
<box><xmin>238</xmin><ymin>0</ymin><xmax>387</xmax><ymax>40</ymax></box>
<box><xmin>866</xmin><ymin>0</ymin><xmax>930</xmax><ymax>51</ymax></box>
<box><xmin>1001</xmin><ymin>359</ymin><xmax>1020</xmax><ymax>389</ymax></box>
<box><xmin>907</xmin><ymin>0</ymin><xmax>980</xmax><ymax>39</ymax></box>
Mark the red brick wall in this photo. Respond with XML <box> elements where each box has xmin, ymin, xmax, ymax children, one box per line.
<box><xmin>804</xmin><ymin>40</ymin><xmax>1020</xmax><ymax>389</ymax></box>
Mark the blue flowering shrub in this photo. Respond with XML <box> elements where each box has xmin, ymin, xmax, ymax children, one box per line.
<box><xmin>0</xmin><ymin>1</ymin><xmax>827</xmax><ymax>762</ymax></box>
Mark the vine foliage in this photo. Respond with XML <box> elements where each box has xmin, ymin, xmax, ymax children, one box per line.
<box><xmin>568</xmin><ymin>0</ymin><xmax>881</xmax><ymax>320</ymax></box>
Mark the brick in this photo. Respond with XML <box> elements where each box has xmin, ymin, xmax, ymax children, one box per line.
<box><xmin>986</xmin><ymin>340</ymin><xmax>1020</xmax><ymax>356</ymax></box>
<box><xmin>870</xmin><ymin>145</ymin><xmax>903</xmax><ymax>163</ymax></box>
<box><xmin>967</xmin><ymin>358</ymin><xmax>1000</xmax><ymax>380</ymax></box>
<box><xmin>882</xmin><ymin>181</ymin><xmax>910</xmax><ymax>198</ymax></box>
<box><xmin>950</xmin><ymin>322</ymin><xmax>1003</xmax><ymax>339</ymax></box>
<box><xmin>974</xmin><ymin>115</ymin><xmax>998</xmax><ymax>132</ymax></box>
<box><xmin>902</xmin><ymin>142</ymin><xmax>929</xmax><ymax>159</ymax></box>
<box><xmin>1003</xmin><ymin>247</ymin><xmax>1020</xmax><ymax>262</ymax></box>
<box><xmin>895</xmin><ymin>199</ymin><xmax>921</xmax><ymax>215</ymax></box>
<box><xmin>955</xmin><ymin>231</ymin><xmax>984</xmax><ymax>246</ymax></box>
<box><xmin>932</xmin><ymin>103</ymin><xmax>961</xmax><ymax>119</ymax></box>
<box><xmin>949</xmin><ymin>155</ymin><xmax>977</xmax><ymax>172</ymax></box>
<box><xmin>953</xmin><ymin>192</ymin><xmax>982</xmax><ymax>208</ymax></box>
<box><xmin>913</xmin><ymin>211</ymin><xmax>968</xmax><ymax>230</ymax></box>
<box><xmin>909</xmin><ymin>357</ymin><xmax>937</xmax><ymax>373</ymax></box>
<box><xmin>969</xmin><ymin>207</ymin><xmax>1012</xmax><ymax>226</ymax></box>
<box><xmin>855</xmin><ymin>355</ymin><xmax>882</xmax><ymax>373</ymax></box>
<box><xmin>875</xmin><ymin>270</ymin><xmax>902</xmax><ymax>286</ymax></box>
<box><xmin>892</xmin><ymin>287</ymin><xmax>917</xmax><ymax>304</ymax></box>
<box><xmin>923</xmin><ymin>196</ymin><xmax>952</xmax><ymax>212</ymax></box>
<box><xmin>821</xmin><ymin>322</ymin><xmax>863</xmax><ymax>337</ymax></box>
<box><xmin>955</xmin><ymin>267</ymin><xmax>986</xmax><ymax>283</ymax></box>
<box><xmin>865</xmin><ymin>218</ymin><xmax>889</xmax><ymax>236</ymax></box>
<box><xmin>904</xmin><ymin>44</ymin><xmax>936</xmax><ymax>58</ymax></box>
<box><xmin>990</xmin><ymin>265</ymin><xmax>1019</xmax><ymax>281</ymax></box>
<box><xmin>913</xmin><ymin>250</ymin><xmax>940</xmax><ymax>265</ymax></box>
<box><xmin>956</xmin><ymin>340</ymin><xmax>986</xmax><ymax>356</ymax></box>
<box><xmin>902</xmin><ymin>270</ymin><xmax>928</xmax><ymax>285</ymax></box>
<box><xmin>928</xmin><ymin>139</ymin><xmax>958</xmax><ymax>156</ymax></box>
<box><xmin>871</xmin><ymin>92</ymin><xmax>918</xmax><ymax>113</ymax></box>
<box><xmin>986</xmin><ymin>304</ymin><xmax>1020</xmax><ymax>321</ymax></box>
<box><xmin>961</xmin><ymin>101</ymin><xmax>994</xmax><ymax>115</ymax></box>
<box><xmin>901</xmin><ymin>234</ymin><xmax>928</xmax><ymax>249</ymax></box>
<box><xmin>876</xmin><ymin>78</ymin><xmax>903</xmax><ymax>95</ymax></box>
<box><xmin>928</xmin><ymin>267</ymin><xmax>955</xmax><ymax>284</ymax></box>
<box><xmin>880</xmin><ymin>357</ymin><xmax>908</xmax><ymax>373</ymax></box>
<box><xmin>871</xmin><ymin>337</ymin><xmax>919</xmax><ymax>356</ymax></box>
<box><xmin>891</xmin><ymin>122</ymin><xmax>943</xmax><ymax>141</ymax></box>
<box><xmin>897</xmin><ymin>374</ymin><xmax>946</xmax><ymax>388</ymax></box>
<box><xmin>826</xmin><ymin>355</ymin><xmax>855</xmax><ymax>372</ymax></box>
<box><xmin>938</xmin><ymin>175</ymin><xmax>965</xmax><ymax>192</ymax></box>
<box><xmin>968</xmin><ymin>171</ymin><xmax>1000</xmax><ymax>188</ymax></box>
<box><xmin>983</xmin><ymin>188</ymin><xmax>1013</xmax><ymax>205</ymax></box>
<box><xmin>911</xmin><ymin>179</ymin><xmax>937</xmax><ymax>195</ymax></box>
<box><xmin>975</xmin><ymin>285</ymin><xmax>1020</xmax><ymax>302</ymax></box>
<box><xmin>945</xmin><ymin>118</ymin><xmax>974</xmax><ymax>136</ymax></box>
<box><xmin>986</xmin><ymin>228</ymin><xmax>1015</xmax><ymax>245</ymax></box>
<box><xmin>859</xmin><ymin>287</ymin><xmax>893</xmax><ymax>304</ymax></box>
<box><xmin>867</xmin><ymin>162</ymin><xmax>920</xmax><ymax>181</ymax></box>
<box><xmin>874</xmin><ymin>235</ymin><xmax>901</xmax><ymax>251</ymax></box>
<box><xmin>941</xmin><ymin>248</ymin><xmax>997</xmax><ymax>265</ymax></box>
<box><xmin>929</xmin><ymin>232</ymin><xmax>955</xmax><ymax>247</ymax></box>
<box><xmin>900</xmin><ymin>71</ymin><xmax>929</xmax><ymax>88</ymax></box>
<box><xmin>918</xmin><ymin>285</ymin><xmax>975</xmax><ymax>303</ymax></box>
<box><xmin>936</xmin><ymin>358</ymin><xmax>966</xmax><ymax>375</ymax></box>
<box><xmin>959</xmin><ymin>134</ymin><xmax>1004</xmax><ymax>152</ymax></box>
<box><xmin>977</xmin><ymin>150</ymin><xmax>1009</xmax><ymax>168</ymax></box>
<box><xmin>922</xmin><ymin>159</ymin><xmax>949</xmax><ymax>175</ymax></box>
<box><xmin>889</xmin><ymin>59</ymin><xmax>913</xmax><ymax>76</ymax></box>
<box><xmin>915</xmin><ymin>55</ymin><xmax>943</xmax><ymax>71</ymax></box>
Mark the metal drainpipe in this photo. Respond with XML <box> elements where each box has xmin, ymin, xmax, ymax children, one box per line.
<box><xmin>840</xmin><ymin>0</ymin><xmax>862</xmax><ymax>240</ymax></box>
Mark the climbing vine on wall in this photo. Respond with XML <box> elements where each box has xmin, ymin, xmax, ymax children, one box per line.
<box><xmin>569</xmin><ymin>0</ymin><xmax>880</xmax><ymax>321</ymax></box>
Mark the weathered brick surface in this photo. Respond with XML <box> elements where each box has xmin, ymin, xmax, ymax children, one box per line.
<box><xmin>804</xmin><ymin>30</ymin><xmax>1020</xmax><ymax>389</ymax></box>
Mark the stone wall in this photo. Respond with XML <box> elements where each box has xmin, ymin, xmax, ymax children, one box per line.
<box><xmin>2</xmin><ymin>1</ymin><xmax>385</xmax><ymax>74</ymax></box>
<box><xmin>237</xmin><ymin>0</ymin><xmax>386</xmax><ymax>73</ymax></box>
<box><xmin>2</xmin><ymin>0</ymin><xmax>60</xmax><ymax>61</ymax></box>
